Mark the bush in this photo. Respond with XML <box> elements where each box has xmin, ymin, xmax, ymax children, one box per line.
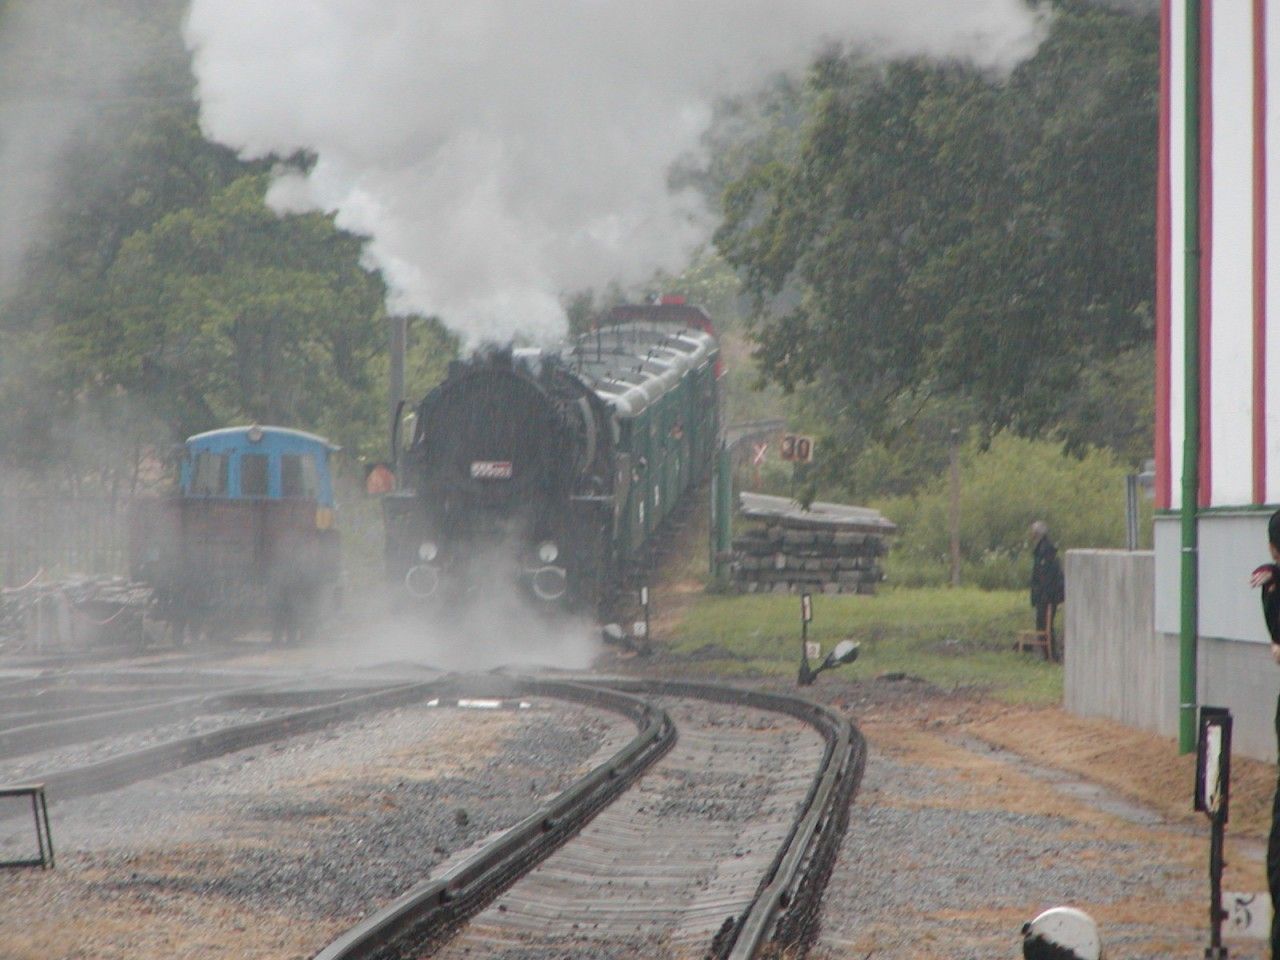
<box><xmin>874</xmin><ymin>434</ymin><xmax>1147</xmax><ymax>590</ymax></box>
<box><xmin>880</xmin><ymin>552</ymin><xmax>948</xmax><ymax>588</ymax></box>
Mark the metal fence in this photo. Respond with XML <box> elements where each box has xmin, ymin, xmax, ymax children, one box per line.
<box><xmin>0</xmin><ymin>497</ymin><xmax>129</xmax><ymax>586</ymax></box>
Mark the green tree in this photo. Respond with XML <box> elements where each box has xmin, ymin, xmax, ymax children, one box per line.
<box><xmin>0</xmin><ymin>0</ymin><xmax>227</xmax><ymax>486</ymax></box>
<box><xmin>73</xmin><ymin>172</ymin><xmax>407</xmax><ymax>456</ymax></box>
<box><xmin>714</xmin><ymin>4</ymin><xmax>1158</xmax><ymax>474</ymax></box>
<box><xmin>0</xmin><ymin>0</ymin><xmax>456</xmax><ymax>489</ymax></box>
<box><xmin>876</xmin><ymin>433</ymin><xmax>1142</xmax><ymax>589</ymax></box>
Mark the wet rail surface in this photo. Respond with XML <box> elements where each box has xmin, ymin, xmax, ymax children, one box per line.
<box><xmin>318</xmin><ymin>678</ymin><xmax>865</xmax><ymax>960</ymax></box>
<box><xmin>431</xmin><ymin>696</ymin><xmax>824</xmax><ymax>959</ymax></box>
<box><xmin>0</xmin><ymin>658</ymin><xmax>864</xmax><ymax>960</ymax></box>
<box><xmin>0</xmin><ymin>661</ymin><xmax>452</xmax><ymax>805</ymax></box>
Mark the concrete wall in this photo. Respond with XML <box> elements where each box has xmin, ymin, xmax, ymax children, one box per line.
<box><xmin>1068</xmin><ymin>546</ymin><xmax>1280</xmax><ymax>762</ymax></box>
<box><xmin>1064</xmin><ymin>550</ymin><xmax>1172</xmax><ymax>736</ymax></box>
<box><xmin>1194</xmin><ymin>633</ymin><xmax>1279</xmax><ymax>761</ymax></box>
<box><xmin>1153</xmin><ymin>512</ymin><xmax>1273</xmax><ymax>643</ymax></box>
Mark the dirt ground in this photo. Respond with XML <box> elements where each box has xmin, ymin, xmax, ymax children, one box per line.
<box><xmin>965</xmin><ymin>698</ymin><xmax>1273</xmax><ymax>954</ymax></box>
<box><xmin>636</xmin><ymin>536</ymin><xmax>1276</xmax><ymax>955</ymax></box>
<box><xmin>608</xmin><ymin>631</ymin><xmax>1271</xmax><ymax>958</ymax></box>
<box><xmin>969</xmin><ymin>702</ymin><xmax>1276</xmax><ymax>848</ymax></box>
<box><xmin>846</xmin><ymin>688</ymin><xmax>1275</xmax><ymax>863</ymax></box>
<box><xmin>805</xmin><ymin>683</ymin><xmax>1220</xmax><ymax>959</ymax></box>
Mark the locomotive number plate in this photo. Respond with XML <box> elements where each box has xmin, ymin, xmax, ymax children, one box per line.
<box><xmin>471</xmin><ymin>460</ymin><xmax>513</xmax><ymax>480</ymax></box>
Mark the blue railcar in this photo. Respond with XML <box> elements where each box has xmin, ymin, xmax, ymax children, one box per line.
<box><xmin>130</xmin><ymin>425</ymin><xmax>342</xmax><ymax>643</ymax></box>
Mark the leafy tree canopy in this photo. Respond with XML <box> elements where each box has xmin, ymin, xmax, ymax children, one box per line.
<box><xmin>0</xmin><ymin>0</ymin><xmax>455</xmax><ymax>491</ymax></box>
<box><xmin>713</xmin><ymin>4</ymin><xmax>1157</xmax><ymax>480</ymax></box>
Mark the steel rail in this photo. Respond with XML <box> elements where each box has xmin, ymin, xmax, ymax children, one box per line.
<box><xmin>593</xmin><ymin>680</ymin><xmax>865</xmax><ymax>960</ymax></box>
<box><xmin>312</xmin><ymin>677</ymin><xmax>676</xmax><ymax>960</ymax></box>
<box><xmin>9</xmin><ymin>679</ymin><xmax>451</xmax><ymax>807</ymax></box>
<box><xmin>0</xmin><ymin>683</ymin><xmax>288</xmax><ymax>759</ymax></box>
<box><xmin>312</xmin><ymin>677</ymin><xmax>863</xmax><ymax>960</ymax></box>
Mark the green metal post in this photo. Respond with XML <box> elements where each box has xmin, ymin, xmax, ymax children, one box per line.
<box><xmin>709</xmin><ymin>355</ymin><xmax>723</xmax><ymax>580</ymax></box>
<box><xmin>1179</xmin><ymin>0</ymin><xmax>1202</xmax><ymax>754</ymax></box>
<box><xmin>714</xmin><ymin>443</ymin><xmax>733</xmax><ymax>587</ymax></box>
<box><xmin>710</xmin><ymin>460</ymin><xmax>718</xmax><ymax>577</ymax></box>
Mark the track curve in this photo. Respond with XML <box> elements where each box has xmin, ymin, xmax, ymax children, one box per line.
<box><xmin>314</xmin><ymin>677</ymin><xmax>865</xmax><ymax>960</ymax></box>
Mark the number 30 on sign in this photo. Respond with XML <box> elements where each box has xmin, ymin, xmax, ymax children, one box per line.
<box><xmin>781</xmin><ymin>434</ymin><xmax>814</xmax><ymax>463</ymax></box>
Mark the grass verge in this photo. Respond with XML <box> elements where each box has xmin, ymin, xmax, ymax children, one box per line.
<box><xmin>666</xmin><ymin>586</ymin><xmax>1061</xmax><ymax>705</ymax></box>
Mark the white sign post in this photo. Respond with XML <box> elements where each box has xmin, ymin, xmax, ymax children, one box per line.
<box><xmin>1195</xmin><ymin>707</ymin><xmax>1233</xmax><ymax>959</ymax></box>
<box><xmin>797</xmin><ymin>593</ymin><xmax>815</xmax><ymax>685</ymax></box>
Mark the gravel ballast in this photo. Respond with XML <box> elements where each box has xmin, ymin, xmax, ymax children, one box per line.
<box><xmin>0</xmin><ymin>698</ymin><xmax>633</xmax><ymax>960</ymax></box>
<box><xmin>0</xmin><ymin>707</ymin><xmax>301</xmax><ymax>784</ymax></box>
<box><xmin>431</xmin><ymin>695</ymin><xmax>826</xmax><ymax>960</ymax></box>
<box><xmin>812</xmin><ymin>681</ymin><xmax>1246</xmax><ymax>960</ymax></box>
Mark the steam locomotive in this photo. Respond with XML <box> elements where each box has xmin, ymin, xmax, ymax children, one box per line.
<box><xmin>383</xmin><ymin>301</ymin><xmax>720</xmax><ymax>613</ymax></box>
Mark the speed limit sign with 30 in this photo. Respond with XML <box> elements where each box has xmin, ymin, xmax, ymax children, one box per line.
<box><xmin>781</xmin><ymin>434</ymin><xmax>814</xmax><ymax>463</ymax></box>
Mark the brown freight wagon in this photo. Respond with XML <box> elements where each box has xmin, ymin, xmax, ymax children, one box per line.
<box><xmin>129</xmin><ymin>426</ymin><xmax>341</xmax><ymax>643</ymax></box>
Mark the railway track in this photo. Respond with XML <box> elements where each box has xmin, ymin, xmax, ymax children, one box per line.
<box><xmin>316</xmin><ymin>677</ymin><xmax>865</xmax><ymax>960</ymax></box>
<box><xmin>0</xmin><ymin>656</ymin><xmax>863</xmax><ymax>959</ymax></box>
<box><xmin>0</xmin><ymin>684</ymin><xmax>639</xmax><ymax>958</ymax></box>
<box><xmin>0</xmin><ymin>663</ymin><xmax>451</xmax><ymax>809</ymax></box>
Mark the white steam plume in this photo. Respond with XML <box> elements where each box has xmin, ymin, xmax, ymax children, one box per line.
<box><xmin>0</xmin><ymin>2</ymin><xmax>151</xmax><ymax>305</ymax></box>
<box><xmin>185</xmin><ymin>0</ymin><xmax>1047</xmax><ymax>346</ymax></box>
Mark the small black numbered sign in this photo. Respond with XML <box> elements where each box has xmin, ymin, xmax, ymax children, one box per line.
<box><xmin>780</xmin><ymin>434</ymin><xmax>814</xmax><ymax>463</ymax></box>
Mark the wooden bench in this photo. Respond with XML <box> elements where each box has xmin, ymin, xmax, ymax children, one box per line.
<box><xmin>0</xmin><ymin>783</ymin><xmax>53</xmax><ymax>869</ymax></box>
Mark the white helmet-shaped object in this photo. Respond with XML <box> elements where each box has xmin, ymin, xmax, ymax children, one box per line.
<box><xmin>1021</xmin><ymin>907</ymin><xmax>1103</xmax><ymax>960</ymax></box>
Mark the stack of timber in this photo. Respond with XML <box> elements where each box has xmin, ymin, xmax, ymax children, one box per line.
<box><xmin>0</xmin><ymin>576</ymin><xmax>153</xmax><ymax>651</ymax></box>
<box><xmin>732</xmin><ymin>492</ymin><xmax>896</xmax><ymax>595</ymax></box>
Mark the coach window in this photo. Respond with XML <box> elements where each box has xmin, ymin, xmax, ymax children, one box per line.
<box><xmin>241</xmin><ymin>453</ymin><xmax>269</xmax><ymax>497</ymax></box>
<box><xmin>191</xmin><ymin>451</ymin><xmax>228</xmax><ymax>497</ymax></box>
<box><xmin>281</xmin><ymin>453</ymin><xmax>318</xmax><ymax>498</ymax></box>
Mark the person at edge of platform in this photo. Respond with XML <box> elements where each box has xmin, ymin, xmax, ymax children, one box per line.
<box><xmin>1249</xmin><ymin>508</ymin><xmax>1280</xmax><ymax>958</ymax></box>
<box><xmin>1028</xmin><ymin>520</ymin><xmax>1065</xmax><ymax>663</ymax></box>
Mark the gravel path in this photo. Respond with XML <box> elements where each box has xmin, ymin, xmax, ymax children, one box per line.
<box><xmin>813</xmin><ymin>709</ymin><xmax>1248</xmax><ymax>960</ymax></box>
<box><xmin>0</xmin><ymin>698</ymin><xmax>632</xmax><ymax>960</ymax></box>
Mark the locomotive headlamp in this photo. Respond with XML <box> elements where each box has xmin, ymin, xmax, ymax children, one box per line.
<box><xmin>537</xmin><ymin>541</ymin><xmax>559</xmax><ymax>563</ymax></box>
<box><xmin>247</xmin><ymin>424</ymin><xmax>264</xmax><ymax>443</ymax></box>
<box><xmin>418</xmin><ymin>541</ymin><xmax>438</xmax><ymax>562</ymax></box>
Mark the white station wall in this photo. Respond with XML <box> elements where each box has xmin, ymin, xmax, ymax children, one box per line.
<box><xmin>1268</xmin><ymin>3</ymin><xmax>1280</xmax><ymax>500</ymax></box>
<box><xmin>1208</xmin><ymin>0</ymin><xmax>1256</xmax><ymax>507</ymax></box>
<box><xmin>1158</xmin><ymin>2</ymin><xmax>1278</xmax><ymax>650</ymax></box>
<box><xmin>1166</xmin><ymin>0</ymin><xmax>1186</xmax><ymax>509</ymax></box>
<box><xmin>1164</xmin><ymin>1</ymin><xmax>1273</xmax><ymax>509</ymax></box>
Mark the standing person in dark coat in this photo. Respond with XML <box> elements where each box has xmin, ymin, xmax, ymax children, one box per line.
<box><xmin>1249</xmin><ymin>508</ymin><xmax>1280</xmax><ymax>957</ymax></box>
<box><xmin>1029</xmin><ymin>521</ymin><xmax>1065</xmax><ymax>662</ymax></box>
